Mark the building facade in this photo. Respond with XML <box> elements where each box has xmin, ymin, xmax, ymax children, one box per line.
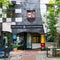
<box><xmin>0</xmin><ymin>0</ymin><xmax>45</xmax><ymax>50</ymax></box>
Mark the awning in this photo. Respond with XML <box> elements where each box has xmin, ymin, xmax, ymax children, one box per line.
<box><xmin>11</xmin><ymin>25</ymin><xmax>44</xmax><ymax>34</ymax></box>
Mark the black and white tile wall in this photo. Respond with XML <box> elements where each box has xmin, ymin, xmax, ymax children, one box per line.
<box><xmin>0</xmin><ymin>0</ymin><xmax>42</xmax><ymax>24</ymax></box>
<box><xmin>0</xmin><ymin>0</ymin><xmax>22</xmax><ymax>24</ymax></box>
<box><xmin>0</xmin><ymin>0</ymin><xmax>44</xmax><ymax>33</ymax></box>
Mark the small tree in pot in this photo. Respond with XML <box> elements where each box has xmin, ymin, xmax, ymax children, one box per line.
<box><xmin>12</xmin><ymin>43</ymin><xmax>18</xmax><ymax>51</ymax></box>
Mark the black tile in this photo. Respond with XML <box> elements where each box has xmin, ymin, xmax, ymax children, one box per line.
<box><xmin>11</xmin><ymin>1</ymin><xmax>16</xmax><ymax>4</ymax></box>
<box><xmin>15</xmin><ymin>13</ymin><xmax>21</xmax><ymax>17</ymax></box>
<box><xmin>12</xmin><ymin>18</ymin><xmax>15</xmax><ymax>22</ymax></box>
<box><xmin>3</xmin><ymin>18</ymin><xmax>6</xmax><ymax>22</ymax></box>
<box><xmin>15</xmin><ymin>4</ymin><xmax>21</xmax><ymax>9</ymax></box>
<box><xmin>0</xmin><ymin>14</ymin><xmax>2</xmax><ymax>17</ymax></box>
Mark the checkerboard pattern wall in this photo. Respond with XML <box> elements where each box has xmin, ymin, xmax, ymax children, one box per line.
<box><xmin>0</xmin><ymin>1</ymin><xmax>22</xmax><ymax>25</ymax></box>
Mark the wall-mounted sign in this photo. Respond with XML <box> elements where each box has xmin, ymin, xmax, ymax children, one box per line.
<box><xmin>26</xmin><ymin>10</ymin><xmax>36</xmax><ymax>18</ymax></box>
<box><xmin>11</xmin><ymin>25</ymin><xmax>43</xmax><ymax>29</ymax></box>
<box><xmin>26</xmin><ymin>10</ymin><xmax>36</xmax><ymax>22</ymax></box>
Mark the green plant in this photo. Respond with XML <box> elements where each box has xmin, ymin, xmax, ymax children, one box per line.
<box><xmin>57</xmin><ymin>36</ymin><xmax>60</xmax><ymax>49</ymax></box>
<box><xmin>45</xmin><ymin>0</ymin><xmax>60</xmax><ymax>44</ymax></box>
<box><xmin>55</xmin><ymin>54</ymin><xmax>60</xmax><ymax>57</ymax></box>
<box><xmin>0</xmin><ymin>0</ymin><xmax>12</xmax><ymax>8</ymax></box>
<box><xmin>12</xmin><ymin>43</ymin><xmax>18</xmax><ymax>48</ymax></box>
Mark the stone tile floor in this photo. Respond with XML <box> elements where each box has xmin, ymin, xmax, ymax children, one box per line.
<box><xmin>0</xmin><ymin>50</ymin><xmax>60</xmax><ymax>60</ymax></box>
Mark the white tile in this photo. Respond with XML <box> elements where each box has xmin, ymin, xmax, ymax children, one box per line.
<box><xmin>6</xmin><ymin>18</ymin><xmax>11</xmax><ymax>22</ymax></box>
<box><xmin>2</xmin><ymin>23</ymin><xmax>12</xmax><ymax>32</ymax></box>
<box><xmin>15</xmin><ymin>18</ymin><xmax>22</xmax><ymax>22</ymax></box>
<box><xmin>0</xmin><ymin>18</ymin><xmax>2</xmax><ymax>22</ymax></box>
<box><xmin>11</xmin><ymin>22</ymin><xmax>16</xmax><ymax>25</ymax></box>
<box><xmin>16</xmin><ymin>0</ymin><xmax>21</xmax><ymax>4</ymax></box>
<box><xmin>15</xmin><ymin>0</ymin><xmax>22</xmax><ymax>2</ymax></box>
<box><xmin>15</xmin><ymin>9</ymin><xmax>21</xmax><ymax>13</ymax></box>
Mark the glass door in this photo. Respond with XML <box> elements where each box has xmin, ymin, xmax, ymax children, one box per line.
<box><xmin>26</xmin><ymin>33</ymin><xmax>32</xmax><ymax>49</ymax></box>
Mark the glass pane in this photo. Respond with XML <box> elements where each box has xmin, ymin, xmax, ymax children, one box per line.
<box><xmin>32</xmin><ymin>37</ymin><xmax>36</xmax><ymax>43</ymax></box>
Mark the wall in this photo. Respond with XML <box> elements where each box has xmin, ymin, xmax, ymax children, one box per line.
<box><xmin>3</xmin><ymin>0</ymin><xmax>60</xmax><ymax>33</ymax></box>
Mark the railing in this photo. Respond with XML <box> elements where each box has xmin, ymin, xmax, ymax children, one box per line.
<box><xmin>46</xmin><ymin>47</ymin><xmax>57</xmax><ymax>57</ymax></box>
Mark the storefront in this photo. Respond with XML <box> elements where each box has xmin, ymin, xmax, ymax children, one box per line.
<box><xmin>16</xmin><ymin>32</ymin><xmax>41</xmax><ymax>50</ymax></box>
<box><xmin>11</xmin><ymin>25</ymin><xmax>45</xmax><ymax>50</ymax></box>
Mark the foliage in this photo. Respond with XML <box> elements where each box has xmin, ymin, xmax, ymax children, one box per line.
<box><xmin>0</xmin><ymin>0</ymin><xmax>12</xmax><ymax>8</ymax></box>
<box><xmin>46</xmin><ymin>0</ymin><xmax>60</xmax><ymax>42</ymax></box>
<box><xmin>56</xmin><ymin>54</ymin><xmax>60</xmax><ymax>57</ymax></box>
<box><xmin>57</xmin><ymin>36</ymin><xmax>60</xmax><ymax>48</ymax></box>
<box><xmin>12</xmin><ymin>43</ymin><xmax>19</xmax><ymax>48</ymax></box>
<box><xmin>46</xmin><ymin>34</ymin><xmax>53</xmax><ymax>42</ymax></box>
<box><xmin>0</xmin><ymin>0</ymin><xmax>12</xmax><ymax>18</ymax></box>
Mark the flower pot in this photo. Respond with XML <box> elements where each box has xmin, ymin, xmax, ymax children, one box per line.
<box><xmin>13</xmin><ymin>48</ymin><xmax>17</xmax><ymax>51</ymax></box>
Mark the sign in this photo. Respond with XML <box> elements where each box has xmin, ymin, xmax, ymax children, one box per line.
<box><xmin>13</xmin><ymin>35</ymin><xmax>17</xmax><ymax>39</ymax></box>
<box><xmin>26</xmin><ymin>10</ymin><xmax>36</xmax><ymax>18</ymax></box>
<box><xmin>12</xmin><ymin>35</ymin><xmax>17</xmax><ymax>41</ymax></box>
<box><xmin>41</xmin><ymin>43</ymin><xmax>45</xmax><ymax>47</ymax></box>
<box><xmin>11</xmin><ymin>25</ymin><xmax>43</xmax><ymax>29</ymax></box>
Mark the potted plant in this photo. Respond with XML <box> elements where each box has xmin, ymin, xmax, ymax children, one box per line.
<box><xmin>12</xmin><ymin>43</ymin><xmax>18</xmax><ymax>51</ymax></box>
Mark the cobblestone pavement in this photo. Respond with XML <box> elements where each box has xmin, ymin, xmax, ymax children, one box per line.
<box><xmin>0</xmin><ymin>51</ymin><xmax>60</xmax><ymax>60</ymax></box>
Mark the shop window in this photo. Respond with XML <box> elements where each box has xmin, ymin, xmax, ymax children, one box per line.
<box><xmin>32</xmin><ymin>33</ymin><xmax>41</xmax><ymax>43</ymax></box>
<box><xmin>32</xmin><ymin>36</ymin><xmax>40</xmax><ymax>43</ymax></box>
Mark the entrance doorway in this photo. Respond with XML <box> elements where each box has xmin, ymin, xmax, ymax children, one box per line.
<box><xmin>17</xmin><ymin>32</ymin><xmax>41</xmax><ymax>50</ymax></box>
<box><xmin>17</xmin><ymin>32</ymin><xmax>32</xmax><ymax>50</ymax></box>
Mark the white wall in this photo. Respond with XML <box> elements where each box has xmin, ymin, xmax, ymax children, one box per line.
<box><xmin>2</xmin><ymin>23</ymin><xmax>12</xmax><ymax>32</ymax></box>
<box><xmin>40</xmin><ymin>0</ymin><xmax>50</xmax><ymax>33</ymax></box>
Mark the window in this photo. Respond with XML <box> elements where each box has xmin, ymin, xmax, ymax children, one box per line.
<box><xmin>32</xmin><ymin>36</ymin><xmax>40</xmax><ymax>43</ymax></box>
<box><xmin>7</xmin><ymin>9</ymin><xmax>15</xmax><ymax>18</ymax></box>
<box><xmin>7</xmin><ymin>2</ymin><xmax>15</xmax><ymax>18</ymax></box>
<box><xmin>32</xmin><ymin>33</ymin><xmax>41</xmax><ymax>43</ymax></box>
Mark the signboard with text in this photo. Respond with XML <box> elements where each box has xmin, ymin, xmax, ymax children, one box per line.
<box><xmin>11</xmin><ymin>25</ymin><xmax>43</xmax><ymax>29</ymax></box>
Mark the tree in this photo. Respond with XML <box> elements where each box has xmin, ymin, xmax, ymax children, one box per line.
<box><xmin>0</xmin><ymin>0</ymin><xmax>12</xmax><ymax>18</ymax></box>
<box><xmin>0</xmin><ymin>0</ymin><xmax>12</xmax><ymax>8</ymax></box>
<box><xmin>46</xmin><ymin>0</ymin><xmax>60</xmax><ymax>45</ymax></box>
